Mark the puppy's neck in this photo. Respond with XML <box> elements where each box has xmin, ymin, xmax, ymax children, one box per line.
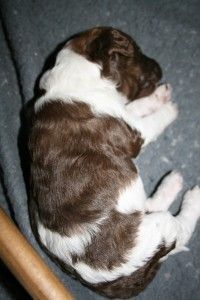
<box><xmin>35</xmin><ymin>48</ymin><xmax>127</xmax><ymax>117</ymax></box>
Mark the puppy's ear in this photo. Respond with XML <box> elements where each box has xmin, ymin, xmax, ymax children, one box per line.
<box><xmin>82</xmin><ymin>28</ymin><xmax>141</xmax><ymax>99</ymax></box>
<box><xmin>86</xmin><ymin>28</ymin><xmax>135</xmax><ymax>61</ymax></box>
<box><xmin>108</xmin><ymin>29</ymin><xmax>134</xmax><ymax>57</ymax></box>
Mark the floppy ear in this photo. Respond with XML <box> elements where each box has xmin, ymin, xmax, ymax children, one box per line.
<box><xmin>106</xmin><ymin>30</ymin><xmax>138</xmax><ymax>97</ymax></box>
<box><xmin>84</xmin><ymin>28</ymin><xmax>140</xmax><ymax>99</ymax></box>
<box><xmin>86</xmin><ymin>28</ymin><xmax>134</xmax><ymax>60</ymax></box>
<box><xmin>108</xmin><ymin>29</ymin><xmax>134</xmax><ymax>57</ymax></box>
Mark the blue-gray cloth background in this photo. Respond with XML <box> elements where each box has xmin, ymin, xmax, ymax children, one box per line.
<box><xmin>0</xmin><ymin>1</ymin><xmax>200</xmax><ymax>299</ymax></box>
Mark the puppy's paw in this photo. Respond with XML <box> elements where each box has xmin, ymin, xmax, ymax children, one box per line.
<box><xmin>184</xmin><ymin>186</ymin><xmax>200</xmax><ymax>201</ymax></box>
<box><xmin>183</xmin><ymin>186</ymin><xmax>200</xmax><ymax>213</ymax></box>
<box><xmin>161</xmin><ymin>101</ymin><xmax>179</xmax><ymax>123</ymax></box>
<box><xmin>163</xmin><ymin>171</ymin><xmax>183</xmax><ymax>196</ymax></box>
<box><xmin>154</xmin><ymin>84</ymin><xmax>172</xmax><ymax>103</ymax></box>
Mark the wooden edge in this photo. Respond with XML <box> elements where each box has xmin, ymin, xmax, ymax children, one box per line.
<box><xmin>0</xmin><ymin>207</ymin><xmax>75</xmax><ymax>300</ymax></box>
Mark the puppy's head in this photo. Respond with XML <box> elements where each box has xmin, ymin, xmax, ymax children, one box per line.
<box><xmin>69</xmin><ymin>27</ymin><xmax>162</xmax><ymax>100</ymax></box>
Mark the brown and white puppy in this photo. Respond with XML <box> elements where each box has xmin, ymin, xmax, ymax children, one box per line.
<box><xmin>28</xmin><ymin>27</ymin><xmax>200</xmax><ymax>298</ymax></box>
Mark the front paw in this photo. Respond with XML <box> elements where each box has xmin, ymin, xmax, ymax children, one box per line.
<box><xmin>154</xmin><ymin>84</ymin><xmax>172</xmax><ymax>103</ymax></box>
<box><xmin>161</xmin><ymin>101</ymin><xmax>179</xmax><ymax>123</ymax></box>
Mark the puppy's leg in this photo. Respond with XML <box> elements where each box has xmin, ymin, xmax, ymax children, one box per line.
<box><xmin>123</xmin><ymin>91</ymin><xmax>178</xmax><ymax>147</ymax></box>
<box><xmin>146</xmin><ymin>171</ymin><xmax>183</xmax><ymax>212</ymax></box>
<box><xmin>136</xmin><ymin>101</ymin><xmax>178</xmax><ymax>146</ymax></box>
<box><xmin>126</xmin><ymin>84</ymin><xmax>172</xmax><ymax>117</ymax></box>
<box><xmin>175</xmin><ymin>186</ymin><xmax>200</xmax><ymax>248</ymax></box>
<box><xmin>163</xmin><ymin>186</ymin><xmax>200</xmax><ymax>257</ymax></box>
<box><xmin>138</xmin><ymin>186</ymin><xmax>200</xmax><ymax>263</ymax></box>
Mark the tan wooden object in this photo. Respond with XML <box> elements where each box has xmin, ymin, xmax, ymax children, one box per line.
<box><xmin>0</xmin><ymin>207</ymin><xmax>75</xmax><ymax>300</ymax></box>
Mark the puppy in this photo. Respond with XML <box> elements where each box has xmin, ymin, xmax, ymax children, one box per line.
<box><xmin>28</xmin><ymin>27</ymin><xmax>200</xmax><ymax>298</ymax></box>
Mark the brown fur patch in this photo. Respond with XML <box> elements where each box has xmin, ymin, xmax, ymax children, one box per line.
<box><xmin>92</xmin><ymin>242</ymin><xmax>176</xmax><ymax>299</ymax></box>
<box><xmin>69</xmin><ymin>27</ymin><xmax>162</xmax><ymax>100</ymax></box>
<box><xmin>29</xmin><ymin>101</ymin><xmax>143</xmax><ymax>235</ymax></box>
<box><xmin>72</xmin><ymin>211</ymin><xmax>141</xmax><ymax>270</ymax></box>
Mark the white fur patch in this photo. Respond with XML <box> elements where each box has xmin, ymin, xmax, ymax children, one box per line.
<box><xmin>35</xmin><ymin>47</ymin><xmax>142</xmax><ymax>132</ymax></box>
<box><xmin>175</xmin><ymin>186</ymin><xmax>200</xmax><ymax>247</ymax></box>
<box><xmin>116</xmin><ymin>177</ymin><xmax>146</xmax><ymax>213</ymax></box>
<box><xmin>136</xmin><ymin>102</ymin><xmax>178</xmax><ymax>146</ymax></box>
<box><xmin>146</xmin><ymin>171</ymin><xmax>183</xmax><ymax>212</ymax></box>
<box><xmin>37</xmin><ymin>215</ymin><xmax>107</xmax><ymax>265</ymax></box>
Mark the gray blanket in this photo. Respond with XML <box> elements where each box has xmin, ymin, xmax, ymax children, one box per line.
<box><xmin>0</xmin><ymin>0</ymin><xmax>200</xmax><ymax>299</ymax></box>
